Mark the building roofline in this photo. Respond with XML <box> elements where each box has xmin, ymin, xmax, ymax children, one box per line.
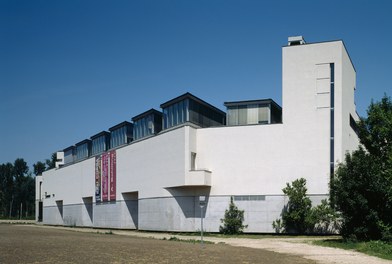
<box><xmin>90</xmin><ymin>131</ymin><xmax>110</xmax><ymax>140</ymax></box>
<box><xmin>160</xmin><ymin>92</ymin><xmax>226</xmax><ymax>116</ymax></box>
<box><xmin>109</xmin><ymin>121</ymin><xmax>133</xmax><ymax>132</ymax></box>
<box><xmin>341</xmin><ymin>41</ymin><xmax>356</xmax><ymax>73</ymax></box>
<box><xmin>224</xmin><ymin>98</ymin><xmax>282</xmax><ymax>110</ymax></box>
<box><xmin>283</xmin><ymin>39</ymin><xmax>356</xmax><ymax>72</ymax></box>
<box><xmin>132</xmin><ymin>108</ymin><xmax>163</xmax><ymax>122</ymax></box>
<box><xmin>75</xmin><ymin>139</ymin><xmax>91</xmax><ymax>146</ymax></box>
<box><xmin>63</xmin><ymin>145</ymin><xmax>75</xmax><ymax>152</ymax></box>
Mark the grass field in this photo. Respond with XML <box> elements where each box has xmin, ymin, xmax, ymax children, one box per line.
<box><xmin>313</xmin><ymin>239</ymin><xmax>392</xmax><ymax>260</ymax></box>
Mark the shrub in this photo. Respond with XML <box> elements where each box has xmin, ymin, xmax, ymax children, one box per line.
<box><xmin>219</xmin><ymin>196</ymin><xmax>247</xmax><ymax>234</ymax></box>
<box><xmin>332</xmin><ymin>146</ymin><xmax>392</xmax><ymax>241</ymax></box>
<box><xmin>281</xmin><ymin>178</ymin><xmax>313</xmax><ymax>233</ymax></box>
<box><xmin>274</xmin><ymin>178</ymin><xmax>339</xmax><ymax>234</ymax></box>
<box><xmin>309</xmin><ymin>199</ymin><xmax>341</xmax><ymax>234</ymax></box>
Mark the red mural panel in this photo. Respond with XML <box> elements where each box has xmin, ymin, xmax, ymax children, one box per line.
<box><xmin>109</xmin><ymin>150</ymin><xmax>116</xmax><ymax>201</ymax></box>
<box><xmin>95</xmin><ymin>156</ymin><xmax>101</xmax><ymax>202</ymax></box>
<box><xmin>102</xmin><ymin>152</ymin><xmax>109</xmax><ymax>202</ymax></box>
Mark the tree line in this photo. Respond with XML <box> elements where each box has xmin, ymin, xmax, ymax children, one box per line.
<box><xmin>0</xmin><ymin>154</ymin><xmax>56</xmax><ymax>219</ymax></box>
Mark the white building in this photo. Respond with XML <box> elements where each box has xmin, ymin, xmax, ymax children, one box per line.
<box><xmin>36</xmin><ymin>37</ymin><xmax>360</xmax><ymax>232</ymax></box>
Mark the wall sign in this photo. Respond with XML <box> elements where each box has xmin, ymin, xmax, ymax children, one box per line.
<box><xmin>95</xmin><ymin>150</ymin><xmax>116</xmax><ymax>202</ymax></box>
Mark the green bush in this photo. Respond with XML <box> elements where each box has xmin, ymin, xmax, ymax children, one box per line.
<box><xmin>309</xmin><ymin>199</ymin><xmax>341</xmax><ymax>233</ymax></box>
<box><xmin>219</xmin><ymin>196</ymin><xmax>247</xmax><ymax>234</ymax></box>
<box><xmin>280</xmin><ymin>178</ymin><xmax>313</xmax><ymax>233</ymax></box>
<box><xmin>331</xmin><ymin>94</ymin><xmax>392</xmax><ymax>241</ymax></box>
<box><xmin>274</xmin><ymin>178</ymin><xmax>339</xmax><ymax>234</ymax></box>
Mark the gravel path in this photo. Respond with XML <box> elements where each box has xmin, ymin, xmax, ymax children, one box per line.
<box><xmin>206</xmin><ymin>237</ymin><xmax>391</xmax><ymax>264</ymax></box>
<box><xmin>28</xmin><ymin>225</ymin><xmax>392</xmax><ymax>264</ymax></box>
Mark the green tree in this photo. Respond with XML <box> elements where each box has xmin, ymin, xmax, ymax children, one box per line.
<box><xmin>273</xmin><ymin>178</ymin><xmax>339</xmax><ymax>234</ymax></box>
<box><xmin>0</xmin><ymin>163</ymin><xmax>14</xmax><ymax>217</ymax></box>
<box><xmin>358</xmin><ymin>94</ymin><xmax>392</xmax><ymax>163</ymax></box>
<box><xmin>45</xmin><ymin>153</ymin><xmax>57</xmax><ymax>170</ymax></box>
<box><xmin>332</xmin><ymin>94</ymin><xmax>392</xmax><ymax>241</ymax></box>
<box><xmin>33</xmin><ymin>161</ymin><xmax>46</xmax><ymax>176</ymax></box>
<box><xmin>280</xmin><ymin>178</ymin><xmax>313</xmax><ymax>233</ymax></box>
<box><xmin>0</xmin><ymin>159</ymin><xmax>36</xmax><ymax>219</ymax></box>
<box><xmin>13</xmin><ymin>159</ymin><xmax>30</xmax><ymax>218</ymax></box>
<box><xmin>332</xmin><ymin>148</ymin><xmax>388</xmax><ymax>240</ymax></box>
<box><xmin>19</xmin><ymin>174</ymin><xmax>35</xmax><ymax>218</ymax></box>
<box><xmin>219</xmin><ymin>196</ymin><xmax>247</xmax><ymax>234</ymax></box>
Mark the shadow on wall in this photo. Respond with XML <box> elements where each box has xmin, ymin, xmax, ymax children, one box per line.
<box><xmin>165</xmin><ymin>186</ymin><xmax>210</xmax><ymax>218</ymax></box>
<box><xmin>83</xmin><ymin>197</ymin><xmax>93</xmax><ymax>223</ymax></box>
<box><xmin>63</xmin><ymin>216</ymin><xmax>76</xmax><ymax>227</ymax></box>
<box><xmin>56</xmin><ymin>200</ymin><xmax>63</xmax><ymax>218</ymax></box>
<box><xmin>123</xmin><ymin>192</ymin><xmax>138</xmax><ymax>228</ymax></box>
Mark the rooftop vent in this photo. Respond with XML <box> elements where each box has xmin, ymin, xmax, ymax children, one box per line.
<box><xmin>288</xmin><ymin>36</ymin><xmax>306</xmax><ymax>46</ymax></box>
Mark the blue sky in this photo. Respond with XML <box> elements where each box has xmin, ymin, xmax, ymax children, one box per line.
<box><xmin>1</xmin><ymin>0</ymin><xmax>391</xmax><ymax>169</ymax></box>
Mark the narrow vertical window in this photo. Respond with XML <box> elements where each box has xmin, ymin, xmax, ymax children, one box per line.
<box><xmin>330</xmin><ymin>63</ymin><xmax>335</xmax><ymax>179</ymax></box>
<box><xmin>191</xmin><ymin>152</ymin><xmax>197</xmax><ymax>170</ymax></box>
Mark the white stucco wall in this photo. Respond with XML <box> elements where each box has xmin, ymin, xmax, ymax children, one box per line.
<box><xmin>42</xmin><ymin>158</ymin><xmax>95</xmax><ymax>207</ymax></box>
<box><xmin>117</xmin><ymin>125</ymin><xmax>190</xmax><ymax>199</ymax></box>
<box><xmin>42</xmin><ymin>125</ymin><xmax>194</xmax><ymax>206</ymax></box>
<box><xmin>341</xmin><ymin>45</ymin><xmax>361</xmax><ymax>155</ymax></box>
<box><xmin>35</xmin><ymin>175</ymin><xmax>43</xmax><ymax>222</ymax></box>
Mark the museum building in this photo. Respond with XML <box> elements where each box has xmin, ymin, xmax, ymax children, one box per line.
<box><xmin>36</xmin><ymin>36</ymin><xmax>360</xmax><ymax>232</ymax></box>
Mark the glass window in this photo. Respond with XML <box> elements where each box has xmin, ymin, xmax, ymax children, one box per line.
<box><xmin>162</xmin><ymin>97</ymin><xmax>224</xmax><ymax>129</ymax></box>
<box><xmin>147</xmin><ymin>116</ymin><xmax>153</xmax><ymax>135</ymax></box>
<box><xmin>178</xmin><ymin>100</ymin><xmax>183</xmax><ymax>123</ymax></box>
<box><xmin>168</xmin><ymin>105</ymin><xmax>172</xmax><ymax>128</ymax></box>
<box><xmin>76</xmin><ymin>143</ymin><xmax>89</xmax><ymax>160</ymax></box>
<box><xmin>138</xmin><ymin>120</ymin><xmax>142</xmax><ymax>139</ymax></box>
<box><xmin>258</xmin><ymin>106</ymin><xmax>269</xmax><ymax>124</ymax></box>
<box><xmin>226</xmin><ymin>103</ymin><xmax>275</xmax><ymax>126</ymax></box>
<box><xmin>64</xmin><ymin>149</ymin><xmax>74</xmax><ymax>164</ymax></box>
<box><xmin>238</xmin><ymin>106</ymin><xmax>247</xmax><ymax>125</ymax></box>
<box><xmin>184</xmin><ymin>99</ymin><xmax>189</xmax><ymax>122</ymax></box>
<box><xmin>247</xmin><ymin>104</ymin><xmax>258</xmax><ymax>124</ymax></box>
<box><xmin>92</xmin><ymin>136</ymin><xmax>106</xmax><ymax>156</ymax></box>
<box><xmin>173</xmin><ymin>103</ymin><xmax>178</xmax><ymax>126</ymax></box>
<box><xmin>163</xmin><ymin>109</ymin><xmax>168</xmax><ymax>129</ymax></box>
<box><xmin>134</xmin><ymin>113</ymin><xmax>161</xmax><ymax>140</ymax></box>
<box><xmin>134</xmin><ymin>121</ymin><xmax>139</xmax><ymax>140</ymax></box>
<box><xmin>227</xmin><ymin>106</ymin><xmax>238</xmax><ymax>125</ymax></box>
<box><xmin>121</xmin><ymin>128</ymin><xmax>124</xmax><ymax>144</ymax></box>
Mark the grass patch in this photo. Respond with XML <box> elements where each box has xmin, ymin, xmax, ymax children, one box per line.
<box><xmin>95</xmin><ymin>230</ymin><xmax>114</xmax><ymax>235</ymax></box>
<box><xmin>167</xmin><ymin>231</ymin><xmax>329</xmax><ymax>239</ymax></box>
<box><xmin>313</xmin><ymin>239</ymin><xmax>392</xmax><ymax>260</ymax></box>
<box><xmin>162</xmin><ymin>236</ymin><xmax>214</xmax><ymax>244</ymax></box>
<box><xmin>203</xmin><ymin>233</ymin><xmax>339</xmax><ymax>240</ymax></box>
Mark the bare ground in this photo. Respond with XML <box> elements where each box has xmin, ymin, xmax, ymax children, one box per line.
<box><xmin>0</xmin><ymin>224</ymin><xmax>313</xmax><ymax>264</ymax></box>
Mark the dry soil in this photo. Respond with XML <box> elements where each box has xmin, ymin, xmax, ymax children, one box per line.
<box><xmin>0</xmin><ymin>224</ymin><xmax>313</xmax><ymax>264</ymax></box>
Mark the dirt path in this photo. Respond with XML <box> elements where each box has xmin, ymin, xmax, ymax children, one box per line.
<box><xmin>206</xmin><ymin>237</ymin><xmax>391</xmax><ymax>264</ymax></box>
<box><xmin>23</xmin><ymin>225</ymin><xmax>392</xmax><ymax>264</ymax></box>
